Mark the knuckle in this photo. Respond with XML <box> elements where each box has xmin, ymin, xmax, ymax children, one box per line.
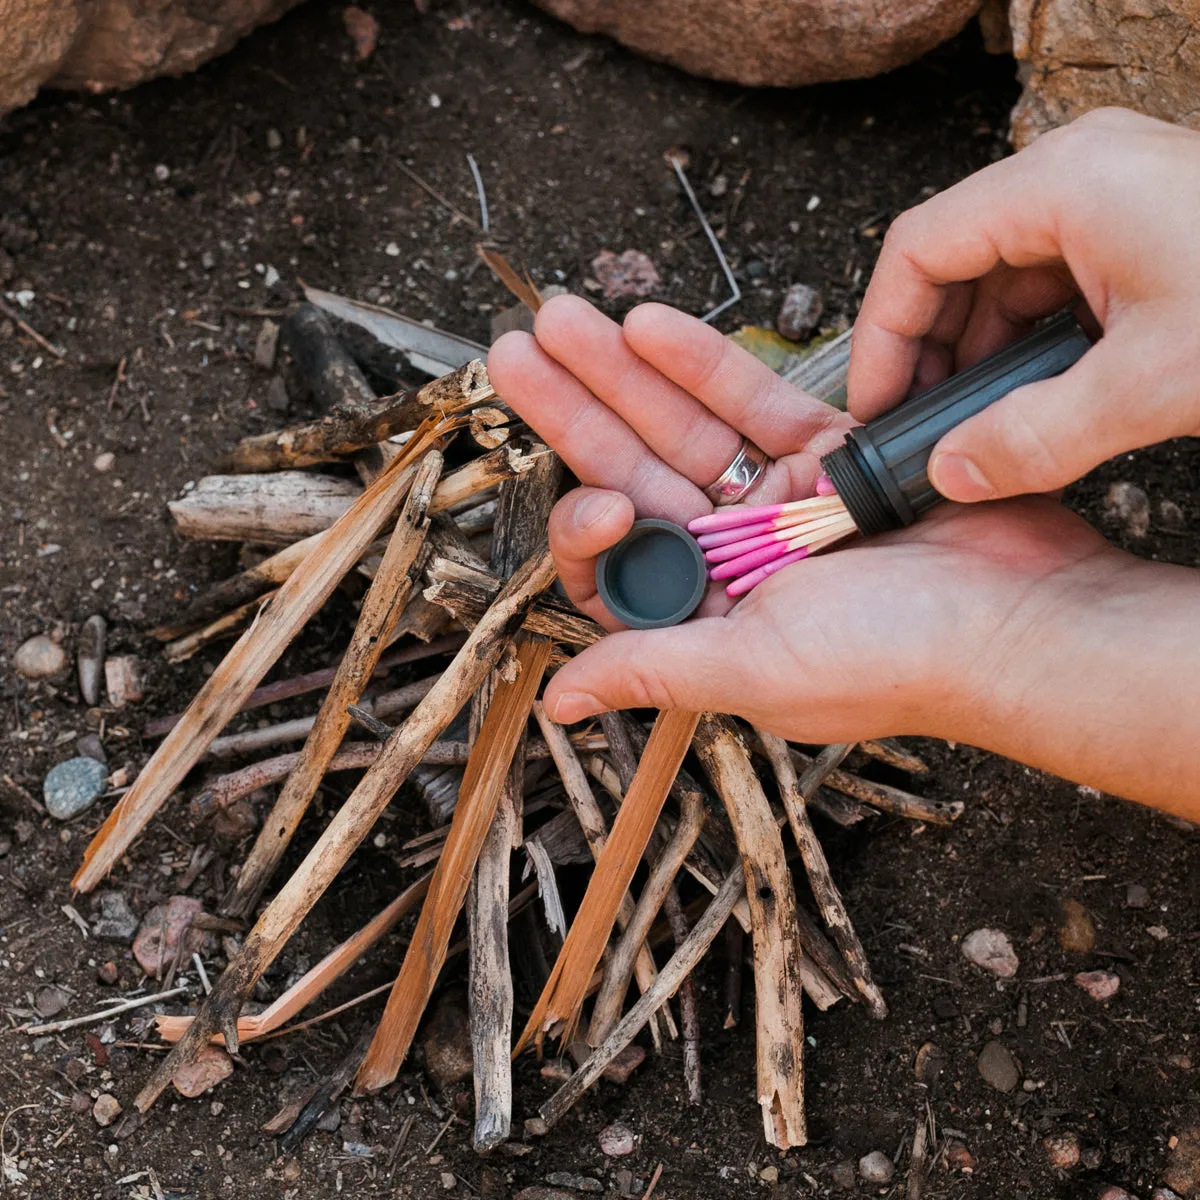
<box><xmin>622</xmin><ymin>663</ymin><xmax>682</xmax><ymax>713</ymax></box>
<box><xmin>990</xmin><ymin>402</ymin><xmax>1068</xmax><ymax>491</ymax></box>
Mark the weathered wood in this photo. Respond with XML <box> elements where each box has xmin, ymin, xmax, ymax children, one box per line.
<box><xmin>221</xmin><ymin>450</ymin><xmax>443</xmax><ymax>919</ymax></box>
<box><xmin>133</xmin><ymin>545</ymin><xmax>558</xmax><ymax>1112</ymax></box>
<box><xmin>790</xmin><ymin>749</ymin><xmax>963</xmax><ymax>824</ymax></box>
<box><xmin>693</xmin><ymin>715</ymin><xmax>807</xmax><ymax>1149</ymax></box>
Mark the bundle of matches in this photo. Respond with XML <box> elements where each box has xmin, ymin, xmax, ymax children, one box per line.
<box><xmin>694</xmin><ymin>309</ymin><xmax>1095</xmax><ymax>599</ymax></box>
<box><xmin>689</xmin><ymin>475</ymin><xmax>857</xmax><ymax>597</ymax></box>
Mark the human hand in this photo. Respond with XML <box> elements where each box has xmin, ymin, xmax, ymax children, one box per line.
<box><xmin>850</xmin><ymin>107</ymin><xmax>1200</xmax><ymax>505</ymax></box>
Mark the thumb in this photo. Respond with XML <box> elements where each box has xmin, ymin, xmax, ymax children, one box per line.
<box><xmin>928</xmin><ymin>326</ymin><xmax>1185</xmax><ymax>502</ymax></box>
<box><xmin>544</xmin><ymin>617</ymin><xmax>754</xmax><ymax>723</ymax></box>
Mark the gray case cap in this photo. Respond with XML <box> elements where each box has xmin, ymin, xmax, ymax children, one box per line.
<box><xmin>594</xmin><ymin>518</ymin><xmax>708</xmax><ymax>630</ymax></box>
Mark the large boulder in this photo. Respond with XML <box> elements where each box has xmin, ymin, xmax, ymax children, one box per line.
<box><xmin>0</xmin><ymin>0</ymin><xmax>308</xmax><ymax>117</ymax></box>
<box><xmin>1010</xmin><ymin>0</ymin><xmax>1200</xmax><ymax>146</ymax></box>
<box><xmin>531</xmin><ymin>0</ymin><xmax>983</xmax><ymax>88</ymax></box>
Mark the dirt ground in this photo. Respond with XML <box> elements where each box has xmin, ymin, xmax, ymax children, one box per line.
<box><xmin>1</xmin><ymin>2</ymin><xmax>1198</xmax><ymax>1198</ymax></box>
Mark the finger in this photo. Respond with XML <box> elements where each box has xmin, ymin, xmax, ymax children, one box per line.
<box><xmin>954</xmin><ymin>264</ymin><xmax>1078</xmax><ymax>371</ymax></box>
<box><xmin>622</xmin><ymin>302</ymin><xmax>856</xmax><ymax>461</ymax></box>
<box><xmin>548</xmin><ymin>489</ymin><xmax>635</xmax><ymax>629</ymax></box>
<box><xmin>929</xmin><ymin>321</ymin><xmax>1187</xmax><ymax>501</ymax></box>
<box><xmin>488</xmin><ymin>330</ymin><xmax>708</xmax><ymax>521</ymax></box>
<box><xmin>543</xmin><ymin>616</ymin><xmax>757</xmax><ymax>722</ymax></box>
<box><xmin>533</xmin><ymin>294</ymin><xmax>743</xmax><ymax>487</ymax></box>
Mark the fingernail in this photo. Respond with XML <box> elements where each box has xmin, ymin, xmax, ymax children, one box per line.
<box><xmin>550</xmin><ymin>691</ymin><xmax>603</xmax><ymax>724</ymax></box>
<box><xmin>930</xmin><ymin>453</ymin><xmax>995</xmax><ymax>502</ymax></box>
<box><xmin>573</xmin><ymin>492</ymin><xmax>619</xmax><ymax>531</ymax></box>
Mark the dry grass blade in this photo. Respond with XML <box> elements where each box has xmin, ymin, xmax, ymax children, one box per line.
<box><xmin>476</xmin><ymin>245</ymin><xmax>543</xmax><ymax>312</ymax></box>
<box><xmin>132</xmin><ymin>544</ymin><xmax>557</xmax><ymax>1113</ymax></box>
<box><xmin>154</xmin><ymin>874</ymin><xmax>430</xmax><ymax>1045</ymax></box>
<box><xmin>221</xmin><ymin>449</ymin><xmax>444</xmax><ymax>918</ymax></box>
<box><xmin>73</xmin><ymin>422</ymin><xmax>451</xmax><ymax>894</ymax></box>
<box><xmin>515</xmin><ymin>707</ymin><xmax>701</xmax><ymax>1055</ymax></box>
<box><xmin>355</xmin><ymin>635</ymin><xmax>553</xmax><ymax>1093</ymax></box>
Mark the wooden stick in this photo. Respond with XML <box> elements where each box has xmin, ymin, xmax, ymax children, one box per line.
<box><xmin>758</xmin><ymin>734</ymin><xmax>887</xmax><ymax>1019</ymax></box>
<box><xmin>163</xmin><ymin>590</ymin><xmax>279</xmax><ymax>664</ymax></box>
<box><xmin>693</xmin><ymin>715</ymin><xmax>807</xmax><ymax>1149</ymax></box>
<box><xmin>516</xmin><ymin>708</ymin><xmax>700</xmax><ymax>1054</ymax></box>
<box><xmin>73</xmin><ymin>426</ymin><xmax>449</xmax><ymax>895</ymax></box>
<box><xmin>858</xmin><ymin>738</ymin><xmax>929</xmax><ymax>775</ymax></box>
<box><xmin>467</xmin><ymin>447</ymin><xmax>560</xmax><ymax>1151</ymax></box>
<box><xmin>589</xmin><ymin>791</ymin><xmax>704</xmax><ymax>1044</ymax></box>
<box><xmin>356</xmin><ymin>635</ymin><xmax>553</xmax><ymax>1094</ymax></box>
<box><xmin>132</xmin><ymin>544</ymin><xmax>557</xmax><ymax>1112</ymax></box>
<box><xmin>154</xmin><ymin>875</ymin><xmax>430</xmax><ymax>1044</ymax></box>
<box><xmin>790</xmin><ymin>749</ymin><xmax>962</xmax><ymax>824</ymax></box>
<box><xmin>222</xmin><ymin>450</ymin><xmax>443</xmax><ymax>918</ymax></box>
<box><xmin>0</xmin><ymin>295</ymin><xmax>66</xmax><ymax>359</ymax></box>
<box><xmin>539</xmin><ymin>862</ymin><xmax>745</xmax><ymax>1128</ymax></box>
<box><xmin>663</xmin><ymin>888</ymin><xmax>702</xmax><ymax>1104</ymax></box>
<box><xmin>19</xmin><ymin>986</ymin><xmax>190</xmax><ymax>1035</ymax></box>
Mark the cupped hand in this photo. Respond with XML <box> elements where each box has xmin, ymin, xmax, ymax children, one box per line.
<box><xmin>850</xmin><ymin>107</ymin><xmax>1200</xmax><ymax>504</ymax></box>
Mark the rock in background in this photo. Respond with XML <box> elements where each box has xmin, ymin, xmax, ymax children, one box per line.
<box><xmin>530</xmin><ymin>0</ymin><xmax>983</xmax><ymax>87</ymax></box>
<box><xmin>1009</xmin><ymin>0</ymin><xmax>1200</xmax><ymax>147</ymax></box>
<box><xmin>0</xmin><ymin>0</ymin><xmax>309</xmax><ymax>116</ymax></box>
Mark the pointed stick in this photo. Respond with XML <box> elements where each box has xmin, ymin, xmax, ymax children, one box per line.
<box><xmin>693</xmin><ymin>715</ymin><xmax>807</xmax><ymax>1149</ymax></box>
<box><xmin>154</xmin><ymin>874</ymin><xmax>431</xmax><ymax>1044</ymax></box>
<box><xmin>132</xmin><ymin>544</ymin><xmax>557</xmax><ymax>1113</ymax></box>
<box><xmin>758</xmin><ymin>734</ymin><xmax>888</xmax><ymax>1019</ymax></box>
<box><xmin>588</xmin><ymin>791</ymin><xmax>705</xmax><ymax>1044</ymax></box>
<box><xmin>355</xmin><ymin>635</ymin><xmax>553</xmax><ymax>1094</ymax></box>
<box><xmin>222</xmin><ymin>449</ymin><xmax>444</xmax><ymax>919</ymax></box>
<box><xmin>73</xmin><ymin>423</ymin><xmax>450</xmax><ymax>894</ymax></box>
<box><xmin>515</xmin><ymin>707</ymin><xmax>701</xmax><ymax>1055</ymax></box>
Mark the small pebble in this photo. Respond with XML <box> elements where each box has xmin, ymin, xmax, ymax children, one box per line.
<box><xmin>1126</xmin><ymin>884</ymin><xmax>1150</xmax><ymax>910</ymax></box>
<box><xmin>1167</xmin><ymin>1053</ymin><xmax>1192</xmax><ymax>1070</ymax></box>
<box><xmin>1074</xmin><ymin>969</ymin><xmax>1121</xmax><ymax>1002</ymax></box>
<box><xmin>513</xmin><ymin>1190</ymin><xmax>575</xmax><ymax>1200</ymax></box>
<box><xmin>97</xmin><ymin>961</ymin><xmax>120</xmax><ymax>985</ymax></box>
<box><xmin>104</xmin><ymin>655</ymin><xmax>144</xmax><ymax>708</ymax></box>
<box><xmin>1059</xmin><ymin>899</ymin><xmax>1097</xmax><ymax>953</ymax></box>
<box><xmin>93</xmin><ymin>452</ymin><xmax>115</xmax><ymax>473</ymax></box>
<box><xmin>266</xmin><ymin>128</ymin><xmax>283</xmax><ymax>151</ymax></box>
<box><xmin>759</xmin><ymin>1165</ymin><xmax>779</xmax><ymax>1183</ymax></box>
<box><xmin>977</xmin><ymin>1039</ymin><xmax>1020</xmax><ymax>1092</ymax></box>
<box><xmin>43</xmin><ymin>757</ymin><xmax>107</xmax><ymax>820</ymax></box>
<box><xmin>915</xmin><ymin>1041</ymin><xmax>947</xmax><ymax>1085</ymax></box>
<box><xmin>1097</xmin><ymin>1188</ymin><xmax>1137</xmax><ymax>1200</ymax></box>
<box><xmin>858</xmin><ymin>1150</ymin><xmax>894</xmax><ymax>1184</ymax></box>
<box><xmin>1044</xmin><ymin>1132</ymin><xmax>1082</xmax><ymax>1169</ymax></box>
<box><xmin>91</xmin><ymin>891</ymin><xmax>138</xmax><ymax>942</ymax></box>
<box><xmin>1147</xmin><ymin>925</ymin><xmax>1169</xmax><ymax>941</ymax></box>
<box><xmin>776</xmin><ymin>283</ymin><xmax>824</xmax><ymax>342</ymax></box>
<box><xmin>545</xmin><ymin>1172</ymin><xmax>602</xmax><ymax>1193</ymax></box>
<box><xmin>440</xmin><ymin>1172</ymin><xmax>456</xmax><ymax>1190</ymax></box>
<box><xmin>15</xmin><ymin>634</ymin><xmax>66</xmax><ymax>680</ymax></box>
<box><xmin>539</xmin><ymin>1058</ymin><xmax>572</xmax><ymax>1083</ymax></box>
<box><xmin>944</xmin><ymin>1140</ymin><xmax>974</xmax><ymax>1173</ymax></box>
<box><xmin>590</xmin><ymin>249</ymin><xmax>660</xmax><ymax>301</ymax></box>
<box><xmin>34</xmin><ymin>985</ymin><xmax>69</xmax><ymax>1018</ymax></box>
<box><xmin>524</xmin><ymin>1117</ymin><xmax>549</xmax><ymax>1138</ymax></box>
<box><xmin>76</xmin><ymin>733</ymin><xmax>106</xmax><ymax>764</ymax></box>
<box><xmin>601</xmin><ymin>1044</ymin><xmax>645</xmax><ymax>1084</ymax></box>
<box><xmin>93</xmin><ymin>1094</ymin><xmax>121</xmax><ymax>1127</ymax></box>
<box><xmin>1152</xmin><ymin>1190</ymin><xmax>1182</xmax><ymax>1200</ymax></box>
<box><xmin>172</xmin><ymin>1045</ymin><xmax>233</xmax><ymax>1097</ymax></box>
<box><xmin>77</xmin><ymin>614</ymin><xmax>107</xmax><ymax>705</ymax></box>
<box><xmin>1163</xmin><ymin>1124</ymin><xmax>1200</xmax><ymax>1195</ymax></box>
<box><xmin>830</xmin><ymin>1161</ymin><xmax>857</xmax><ymax>1189</ymax></box>
<box><xmin>598</xmin><ymin>1121</ymin><xmax>637</xmax><ymax>1157</ymax></box>
<box><xmin>1105</xmin><ymin>482</ymin><xmax>1150</xmax><ymax>538</ymax></box>
<box><xmin>420</xmin><ymin>989</ymin><xmax>472</xmax><ymax>1088</ymax></box>
<box><xmin>960</xmin><ymin>927</ymin><xmax>1019</xmax><ymax>977</ymax></box>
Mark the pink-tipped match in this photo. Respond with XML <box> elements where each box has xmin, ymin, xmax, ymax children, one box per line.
<box><xmin>725</xmin><ymin>547</ymin><xmax>811</xmax><ymax>597</ymax></box>
<box><xmin>696</xmin><ymin>519</ymin><xmax>779</xmax><ymax>549</ymax></box>
<box><xmin>686</xmin><ymin>502</ymin><xmax>786</xmax><ymax>534</ymax></box>
<box><xmin>816</xmin><ymin>474</ymin><xmax>837</xmax><ymax>496</ymax></box>
<box><xmin>709</xmin><ymin>539</ymin><xmax>793</xmax><ymax>580</ymax></box>
<box><xmin>704</xmin><ymin>528</ymin><xmax>788</xmax><ymax>565</ymax></box>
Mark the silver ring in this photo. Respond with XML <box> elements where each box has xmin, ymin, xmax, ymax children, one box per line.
<box><xmin>704</xmin><ymin>437</ymin><xmax>770</xmax><ymax>506</ymax></box>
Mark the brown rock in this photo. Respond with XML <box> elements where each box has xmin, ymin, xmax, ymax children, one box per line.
<box><xmin>601</xmin><ymin>1044</ymin><xmax>645</xmax><ymax>1084</ymax></box>
<box><xmin>92</xmin><ymin>1093</ymin><xmax>121</xmax><ymax>1127</ymax></box>
<box><xmin>104</xmin><ymin>655</ymin><xmax>144</xmax><ymax>708</ymax></box>
<box><xmin>0</xmin><ymin>1</ymin><xmax>309</xmax><ymax>118</ymax></box>
<box><xmin>1044</xmin><ymin>1132</ymin><xmax>1081</xmax><ymax>1170</ymax></box>
<box><xmin>132</xmin><ymin>895</ymin><xmax>204</xmax><ymax>975</ymax></box>
<box><xmin>1163</xmin><ymin>1124</ymin><xmax>1200</xmax><ymax>1196</ymax></box>
<box><xmin>533</xmin><ymin>0</ymin><xmax>980</xmax><ymax>88</ymax></box>
<box><xmin>172</xmin><ymin>1045</ymin><xmax>233</xmax><ymax>1097</ymax></box>
<box><xmin>1010</xmin><ymin>1</ymin><xmax>1200</xmax><ymax>148</ymax></box>
<box><xmin>977</xmin><ymin>1040</ymin><xmax>1020</xmax><ymax>1092</ymax></box>
<box><xmin>420</xmin><ymin>989</ymin><xmax>472</xmax><ymax>1089</ymax></box>
<box><xmin>14</xmin><ymin>634</ymin><xmax>66</xmax><ymax>680</ymax></box>
<box><xmin>1074</xmin><ymin>969</ymin><xmax>1121</xmax><ymax>1002</ymax></box>
<box><xmin>944</xmin><ymin>1140</ymin><xmax>975</xmax><ymax>1173</ymax></box>
<box><xmin>34</xmin><ymin>985</ymin><xmax>69</xmax><ymax>1018</ymax></box>
<box><xmin>1058</xmin><ymin>899</ymin><xmax>1096</xmax><ymax>954</ymax></box>
<box><xmin>96</xmin><ymin>961</ymin><xmax>120</xmax><ymax>986</ymax></box>
<box><xmin>342</xmin><ymin>5</ymin><xmax>379</xmax><ymax>59</ymax></box>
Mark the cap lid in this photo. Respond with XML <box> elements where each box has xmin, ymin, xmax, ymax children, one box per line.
<box><xmin>595</xmin><ymin>519</ymin><xmax>708</xmax><ymax>630</ymax></box>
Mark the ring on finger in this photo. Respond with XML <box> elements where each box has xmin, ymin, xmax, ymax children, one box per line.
<box><xmin>704</xmin><ymin>437</ymin><xmax>771</xmax><ymax>506</ymax></box>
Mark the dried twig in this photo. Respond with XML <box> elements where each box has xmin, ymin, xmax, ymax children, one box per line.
<box><xmin>0</xmin><ymin>295</ymin><xmax>65</xmax><ymax>358</ymax></box>
<box><xmin>20</xmin><ymin>986</ymin><xmax>189</xmax><ymax>1035</ymax></box>
<box><xmin>790</xmin><ymin>749</ymin><xmax>961</xmax><ymax>824</ymax></box>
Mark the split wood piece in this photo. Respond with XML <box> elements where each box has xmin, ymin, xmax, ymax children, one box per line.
<box><xmin>693</xmin><ymin>715</ymin><xmax>807</xmax><ymax>1149</ymax></box>
<box><xmin>589</xmin><ymin>791</ymin><xmax>705</xmax><ymax>1044</ymax></box>
<box><xmin>663</xmin><ymin>888</ymin><xmax>702</xmax><ymax>1104</ymax></box>
<box><xmin>790</xmin><ymin>749</ymin><xmax>963</xmax><ymax>825</ymax></box>
<box><xmin>204</xmin><ymin>676</ymin><xmax>439</xmax><ymax>760</ymax></box>
<box><xmin>858</xmin><ymin>738</ymin><xmax>929</xmax><ymax>775</ymax></box>
<box><xmin>781</xmin><ymin>326</ymin><xmax>851</xmax><ymax>406</ymax></box>
<box><xmin>533</xmin><ymin>705</ymin><xmax>675</xmax><ymax>1047</ymax></box>
<box><xmin>515</xmin><ymin>707</ymin><xmax>701</xmax><ymax>1055</ymax></box>
<box><xmin>907</xmin><ymin>1111</ymin><xmax>930</xmax><ymax>1200</ymax></box>
<box><xmin>758</xmin><ymin>735</ymin><xmax>887</xmax><ymax>1019</ymax></box>
<box><xmin>356</xmin><ymin>635</ymin><xmax>553</xmax><ymax>1094</ymax></box>
<box><xmin>424</xmin><ymin>557</ymin><xmax>604</xmax><ymax>647</ymax></box>
<box><xmin>155</xmin><ymin>874</ymin><xmax>431</xmax><ymax>1045</ymax></box>
<box><xmin>468</xmin><ymin>447</ymin><xmax>561</xmax><ymax>1152</ymax></box>
<box><xmin>539</xmin><ymin>861</ymin><xmax>745</xmax><ymax>1129</ymax></box>
<box><xmin>146</xmin><ymin>636</ymin><xmax>465</xmax><ymax>739</ymax></box>
<box><xmin>278</xmin><ymin>302</ymin><xmax>398</xmax><ymax>482</ymax></box>
<box><xmin>222</xmin><ymin>451</ymin><xmax>443</xmax><ymax>919</ymax></box>
<box><xmin>163</xmin><ymin>590</ymin><xmax>279</xmax><ymax>664</ymax></box>
<box><xmin>74</xmin><ymin>425</ymin><xmax>448</xmax><ymax>895</ymax></box>
<box><xmin>132</xmin><ymin>544</ymin><xmax>557</xmax><ymax>1112</ymax></box>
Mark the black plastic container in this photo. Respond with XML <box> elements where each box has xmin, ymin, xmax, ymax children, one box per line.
<box><xmin>821</xmin><ymin>311</ymin><xmax>1092</xmax><ymax>535</ymax></box>
<box><xmin>595</xmin><ymin>519</ymin><xmax>708</xmax><ymax>629</ymax></box>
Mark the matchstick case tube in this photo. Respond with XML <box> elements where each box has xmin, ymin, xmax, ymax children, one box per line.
<box><xmin>820</xmin><ymin>311</ymin><xmax>1092</xmax><ymax>536</ymax></box>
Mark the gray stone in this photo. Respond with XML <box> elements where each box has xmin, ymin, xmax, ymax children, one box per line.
<box><xmin>545</xmin><ymin>1173</ymin><xmax>603</xmax><ymax>1193</ymax></box>
<box><xmin>43</xmin><ymin>756</ymin><xmax>107</xmax><ymax>820</ymax></box>
<box><xmin>961</xmin><ymin>927</ymin><xmax>1019</xmax><ymax>978</ymax></box>
<box><xmin>599</xmin><ymin>1121</ymin><xmax>637</xmax><ymax>1156</ymax></box>
<box><xmin>76</xmin><ymin>733</ymin><xmax>107</xmax><ymax>764</ymax></box>
<box><xmin>777</xmin><ymin>283</ymin><xmax>824</xmax><ymax>342</ymax></box>
<box><xmin>1126</xmin><ymin>884</ymin><xmax>1150</xmax><ymax>910</ymax></box>
<box><xmin>859</xmin><ymin>1151</ymin><xmax>894</xmax><ymax>1183</ymax></box>
<box><xmin>91</xmin><ymin>891</ymin><xmax>138</xmax><ymax>943</ymax></box>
